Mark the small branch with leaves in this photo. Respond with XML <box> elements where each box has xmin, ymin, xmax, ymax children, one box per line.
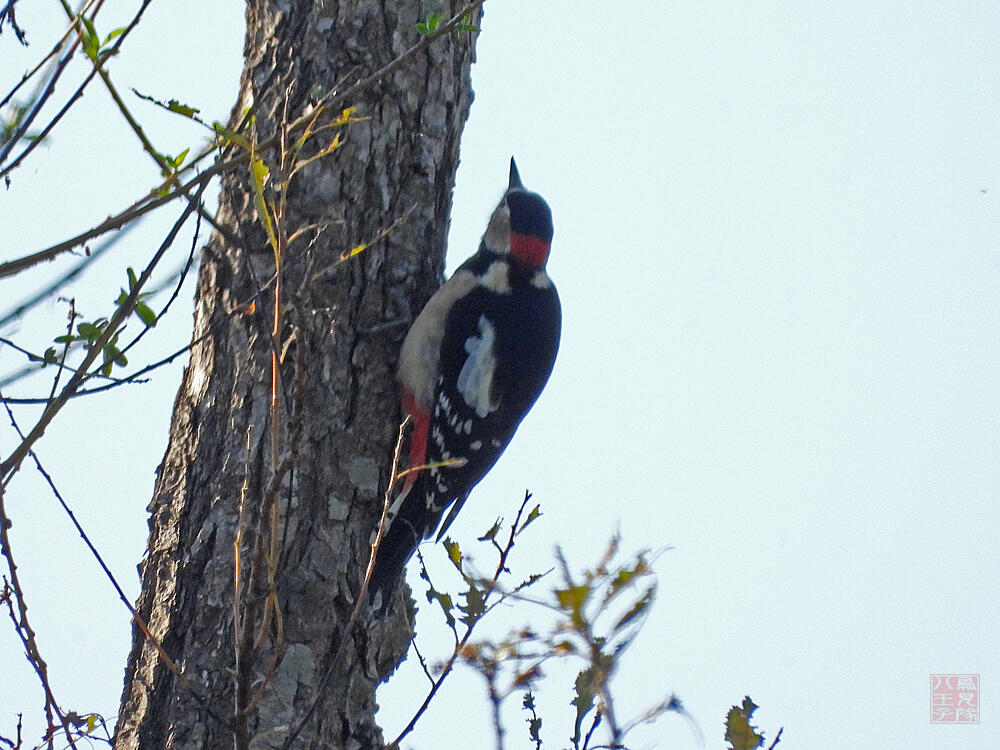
<box><xmin>391</xmin><ymin>491</ymin><xmax>544</xmax><ymax>746</ymax></box>
<box><xmin>404</xmin><ymin>526</ymin><xmax>691</xmax><ymax>750</ymax></box>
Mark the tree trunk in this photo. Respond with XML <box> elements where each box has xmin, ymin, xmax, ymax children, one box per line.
<box><xmin>113</xmin><ymin>2</ymin><xmax>479</xmax><ymax>747</ymax></box>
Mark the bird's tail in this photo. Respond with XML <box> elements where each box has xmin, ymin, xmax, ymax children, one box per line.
<box><xmin>368</xmin><ymin>508</ymin><xmax>422</xmax><ymax>616</ymax></box>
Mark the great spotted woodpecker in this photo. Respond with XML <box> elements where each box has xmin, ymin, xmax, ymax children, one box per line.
<box><xmin>370</xmin><ymin>158</ymin><xmax>561</xmax><ymax>613</ymax></box>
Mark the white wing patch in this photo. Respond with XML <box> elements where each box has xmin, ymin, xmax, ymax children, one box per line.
<box><xmin>457</xmin><ymin>315</ymin><xmax>499</xmax><ymax>418</ymax></box>
<box><xmin>397</xmin><ymin>270</ymin><xmax>478</xmax><ymax>411</ymax></box>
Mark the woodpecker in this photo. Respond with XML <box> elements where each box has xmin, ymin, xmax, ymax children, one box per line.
<box><xmin>370</xmin><ymin>158</ymin><xmax>561</xmax><ymax>614</ymax></box>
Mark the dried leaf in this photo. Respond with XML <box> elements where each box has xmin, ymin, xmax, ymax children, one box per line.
<box><xmin>725</xmin><ymin>696</ymin><xmax>765</xmax><ymax>750</ymax></box>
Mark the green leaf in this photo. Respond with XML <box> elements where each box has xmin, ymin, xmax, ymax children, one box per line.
<box><xmin>135</xmin><ymin>301</ymin><xmax>157</xmax><ymax>327</ymax></box>
<box><xmin>172</xmin><ymin>148</ymin><xmax>190</xmax><ymax>168</ymax></box>
<box><xmin>82</xmin><ymin>18</ymin><xmax>100</xmax><ymax>60</ymax></box>
<box><xmin>331</xmin><ymin>106</ymin><xmax>359</xmax><ymax>126</ymax></box>
<box><xmin>77</xmin><ymin>322</ymin><xmax>100</xmax><ymax>340</ymax></box>
<box><xmin>725</xmin><ymin>696</ymin><xmax>765</xmax><ymax>750</ymax></box>
<box><xmin>519</xmin><ymin>503</ymin><xmax>542</xmax><ymax>534</ymax></box>
<box><xmin>457</xmin><ymin>12</ymin><xmax>480</xmax><ymax>32</ymax></box>
<box><xmin>477</xmin><ymin>518</ymin><xmax>502</xmax><ymax>542</ymax></box>
<box><xmin>610</xmin><ymin>559</ymin><xmax>644</xmax><ymax>593</ymax></box>
<box><xmin>102</xmin><ymin>27</ymin><xmax>126</xmax><ymax>46</ymax></box>
<box><xmin>250</xmin><ymin>156</ymin><xmax>270</xmax><ymax>192</ymax></box>
<box><xmin>42</xmin><ymin>347</ymin><xmax>59</xmax><ymax>365</ymax></box>
<box><xmin>555</xmin><ymin>583</ymin><xmax>589</xmax><ymax>615</ymax></box>
<box><xmin>339</xmin><ymin>242</ymin><xmax>367</xmax><ymax>261</ymax></box>
<box><xmin>601</xmin><ymin>554</ymin><xmax>650</xmax><ymax>609</ymax></box>
<box><xmin>424</xmin><ymin>586</ymin><xmax>456</xmax><ymax>631</ymax></box>
<box><xmin>167</xmin><ymin>100</ymin><xmax>200</xmax><ymax>119</ymax></box>
<box><xmin>127</xmin><ymin>266</ymin><xmax>139</xmax><ymax>289</ymax></box>
<box><xmin>415</xmin><ymin>12</ymin><xmax>442</xmax><ymax>35</ymax></box>
<box><xmin>462</xmin><ymin>580</ymin><xmax>485</xmax><ymax>624</ymax></box>
<box><xmin>249</xmin><ymin>153</ymin><xmax>277</xmax><ymax>251</ymax></box>
<box><xmin>104</xmin><ymin>344</ymin><xmax>127</xmax><ymax>368</ymax></box>
<box><xmin>612</xmin><ymin>584</ymin><xmax>655</xmax><ymax>635</ymax></box>
<box><xmin>443</xmin><ymin>538</ymin><xmax>462</xmax><ymax>568</ymax></box>
<box><xmin>213</xmin><ymin>123</ymin><xmax>252</xmax><ymax>150</ymax></box>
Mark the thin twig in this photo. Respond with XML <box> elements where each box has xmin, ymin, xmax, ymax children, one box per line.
<box><xmin>0</xmin><ymin>0</ymin><xmax>153</xmax><ymax>176</ymax></box>
<box><xmin>233</xmin><ymin>425</ymin><xmax>254</xmax><ymax>750</ymax></box>
<box><xmin>0</xmin><ymin>335</ymin><xmax>133</xmax><ymax>391</ymax></box>
<box><xmin>0</xmin><ymin>0</ymin><xmax>101</xmax><ymax>109</ymax></box>
<box><xmin>393</xmin><ymin>494</ymin><xmax>533</xmax><ymax>747</ymax></box>
<box><xmin>0</xmin><ymin>154</ymin><xmax>231</xmax><ymax>280</ymax></box>
<box><xmin>0</xmin><ymin>219</ymin><xmax>139</xmax><ymax>330</ymax></box>
<box><xmin>486</xmin><ymin>662</ymin><xmax>506</xmax><ymax>750</ymax></box>
<box><xmin>0</xmin><ymin>432</ymin><xmax>79</xmax><ymax>748</ymax></box>
<box><xmin>114</xmin><ymin>204</ymin><xmax>203</xmax><ymax>362</ymax></box>
<box><xmin>0</xmin><ymin>0</ymin><xmax>29</xmax><ymax>45</ymax></box>
<box><xmin>409</xmin><ymin>630</ymin><xmax>435</xmax><ymax>684</ymax></box>
<box><xmin>0</xmin><ymin>335</ymin><xmax>192</xmax><ymax>403</ymax></box>
<box><xmin>45</xmin><ymin>300</ymin><xmax>77</xmax><ymax>404</ymax></box>
<box><xmin>0</xmin><ymin>28</ymin><xmax>78</xmax><ymax>160</ymax></box>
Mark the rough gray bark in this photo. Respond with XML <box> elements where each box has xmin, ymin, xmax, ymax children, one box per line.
<box><xmin>113</xmin><ymin>2</ymin><xmax>479</xmax><ymax>748</ymax></box>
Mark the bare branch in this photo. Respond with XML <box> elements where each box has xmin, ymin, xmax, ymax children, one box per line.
<box><xmin>0</xmin><ymin>455</ymin><xmax>80</xmax><ymax>748</ymax></box>
<box><xmin>0</xmin><ymin>220</ymin><xmax>139</xmax><ymax>329</ymax></box>
<box><xmin>0</xmin><ymin>182</ymin><xmax>206</xmax><ymax>483</ymax></box>
<box><xmin>0</xmin><ymin>0</ymin><xmax>154</xmax><ymax>176</ymax></box>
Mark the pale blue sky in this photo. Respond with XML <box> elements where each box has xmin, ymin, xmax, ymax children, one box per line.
<box><xmin>2</xmin><ymin>1</ymin><xmax>998</xmax><ymax>748</ymax></box>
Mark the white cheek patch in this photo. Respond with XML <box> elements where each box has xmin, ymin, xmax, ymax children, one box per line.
<box><xmin>457</xmin><ymin>315</ymin><xmax>499</xmax><ymax>418</ymax></box>
<box><xmin>484</xmin><ymin>203</ymin><xmax>511</xmax><ymax>255</ymax></box>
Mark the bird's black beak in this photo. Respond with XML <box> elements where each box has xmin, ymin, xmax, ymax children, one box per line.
<box><xmin>509</xmin><ymin>157</ymin><xmax>523</xmax><ymax>190</ymax></box>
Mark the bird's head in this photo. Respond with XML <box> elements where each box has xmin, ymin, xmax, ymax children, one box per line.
<box><xmin>482</xmin><ymin>157</ymin><xmax>554</xmax><ymax>269</ymax></box>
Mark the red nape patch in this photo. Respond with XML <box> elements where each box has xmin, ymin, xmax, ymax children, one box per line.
<box><xmin>510</xmin><ymin>232</ymin><xmax>551</xmax><ymax>268</ymax></box>
<box><xmin>400</xmin><ymin>390</ymin><xmax>430</xmax><ymax>495</ymax></box>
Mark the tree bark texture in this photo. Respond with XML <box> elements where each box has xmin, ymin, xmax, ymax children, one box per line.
<box><xmin>114</xmin><ymin>2</ymin><xmax>479</xmax><ymax>747</ymax></box>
